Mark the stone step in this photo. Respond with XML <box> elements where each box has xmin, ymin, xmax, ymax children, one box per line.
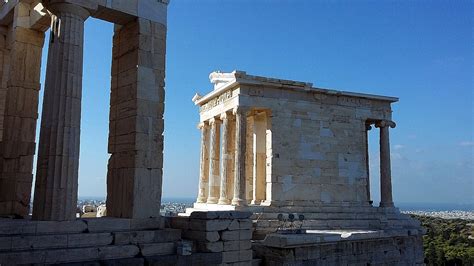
<box><xmin>0</xmin><ymin>245</ymin><xmax>141</xmax><ymax>265</ymax></box>
<box><xmin>0</xmin><ymin>229</ymin><xmax>181</xmax><ymax>252</ymax></box>
<box><xmin>145</xmin><ymin>252</ymin><xmax>223</xmax><ymax>266</ymax></box>
<box><xmin>255</xmin><ymin>219</ymin><xmax>381</xmax><ymax>230</ymax></box>
<box><xmin>253</xmin><ymin>212</ymin><xmax>391</xmax><ymax>220</ymax></box>
<box><xmin>0</xmin><ymin>241</ymin><xmax>179</xmax><ymax>264</ymax></box>
<box><xmin>0</xmin><ymin>217</ymin><xmax>163</xmax><ymax>236</ymax></box>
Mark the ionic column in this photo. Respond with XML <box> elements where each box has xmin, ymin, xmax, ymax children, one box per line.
<box><xmin>376</xmin><ymin>120</ymin><xmax>396</xmax><ymax>208</ymax></box>
<box><xmin>365</xmin><ymin>123</ymin><xmax>372</xmax><ymax>204</ymax></box>
<box><xmin>232</xmin><ymin>107</ymin><xmax>248</xmax><ymax>206</ymax></box>
<box><xmin>197</xmin><ymin>122</ymin><xmax>210</xmax><ymax>203</ymax></box>
<box><xmin>218</xmin><ymin>112</ymin><xmax>232</xmax><ymax>205</ymax></box>
<box><xmin>252</xmin><ymin>112</ymin><xmax>267</xmax><ymax>204</ymax></box>
<box><xmin>207</xmin><ymin>117</ymin><xmax>221</xmax><ymax>204</ymax></box>
<box><xmin>32</xmin><ymin>3</ymin><xmax>89</xmax><ymax>221</ymax></box>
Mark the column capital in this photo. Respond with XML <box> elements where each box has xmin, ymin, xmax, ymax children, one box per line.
<box><xmin>46</xmin><ymin>3</ymin><xmax>90</xmax><ymax>20</ymax></box>
<box><xmin>232</xmin><ymin>106</ymin><xmax>250</xmax><ymax>115</ymax></box>
<box><xmin>220</xmin><ymin>112</ymin><xmax>227</xmax><ymax>120</ymax></box>
<box><xmin>197</xmin><ymin>121</ymin><xmax>208</xmax><ymax>129</ymax></box>
<box><xmin>209</xmin><ymin>117</ymin><xmax>222</xmax><ymax>125</ymax></box>
<box><xmin>375</xmin><ymin>120</ymin><xmax>396</xmax><ymax>129</ymax></box>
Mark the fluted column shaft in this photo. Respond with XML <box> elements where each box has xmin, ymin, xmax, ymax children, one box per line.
<box><xmin>365</xmin><ymin>123</ymin><xmax>372</xmax><ymax>204</ymax></box>
<box><xmin>207</xmin><ymin>118</ymin><xmax>221</xmax><ymax>204</ymax></box>
<box><xmin>197</xmin><ymin>122</ymin><xmax>210</xmax><ymax>203</ymax></box>
<box><xmin>252</xmin><ymin>112</ymin><xmax>267</xmax><ymax>204</ymax></box>
<box><xmin>32</xmin><ymin>3</ymin><xmax>89</xmax><ymax>221</ymax></box>
<box><xmin>232</xmin><ymin>107</ymin><xmax>247</xmax><ymax>206</ymax></box>
<box><xmin>218</xmin><ymin>112</ymin><xmax>232</xmax><ymax>205</ymax></box>
<box><xmin>376</xmin><ymin>120</ymin><xmax>396</xmax><ymax>208</ymax></box>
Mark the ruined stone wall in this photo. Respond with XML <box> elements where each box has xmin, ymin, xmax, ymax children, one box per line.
<box><xmin>240</xmin><ymin>85</ymin><xmax>393</xmax><ymax>207</ymax></box>
<box><xmin>170</xmin><ymin>211</ymin><xmax>255</xmax><ymax>265</ymax></box>
<box><xmin>107</xmin><ymin>17</ymin><xmax>166</xmax><ymax>219</ymax></box>
<box><xmin>253</xmin><ymin>235</ymin><xmax>424</xmax><ymax>265</ymax></box>
<box><xmin>0</xmin><ymin>19</ymin><xmax>45</xmax><ymax>217</ymax></box>
<box><xmin>0</xmin><ymin>27</ymin><xmax>9</xmax><ymax>143</ymax></box>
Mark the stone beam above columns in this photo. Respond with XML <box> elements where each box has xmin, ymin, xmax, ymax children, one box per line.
<box><xmin>1</xmin><ymin>1</ymin><xmax>169</xmax><ymax>29</ymax></box>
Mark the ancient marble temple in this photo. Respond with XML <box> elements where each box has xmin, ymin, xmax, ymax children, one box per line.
<box><xmin>185</xmin><ymin>71</ymin><xmax>424</xmax><ymax>264</ymax></box>
<box><xmin>192</xmin><ymin>71</ymin><xmax>397</xmax><ymax>211</ymax></box>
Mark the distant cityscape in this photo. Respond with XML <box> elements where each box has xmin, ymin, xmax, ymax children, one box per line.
<box><xmin>66</xmin><ymin>198</ymin><xmax>474</xmax><ymax>221</ymax></box>
<box><xmin>402</xmin><ymin>210</ymin><xmax>474</xmax><ymax>221</ymax></box>
<box><xmin>73</xmin><ymin>198</ymin><xmax>193</xmax><ymax>218</ymax></box>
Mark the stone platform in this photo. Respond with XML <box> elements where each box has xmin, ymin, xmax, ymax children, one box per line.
<box><xmin>253</xmin><ymin>230</ymin><xmax>424</xmax><ymax>265</ymax></box>
<box><xmin>169</xmin><ymin>211</ymin><xmax>257</xmax><ymax>265</ymax></box>
<box><xmin>0</xmin><ymin>217</ymin><xmax>182</xmax><ymax>265</ymax></box>
<box><xmin>0</xmin><ymin>212</ymin><xmax>258</xmax><ymax>265</ymax></box>
<box><xmin>188</xmin><ymin>205</ymin><xmax>423</xmax><ymax>240</ymax></box>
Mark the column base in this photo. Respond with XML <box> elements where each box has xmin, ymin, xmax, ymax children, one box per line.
<box><xmin>379</xmin><ymin>202</ymin><xmax>394</xmax><ymax>208</ymax></box>
<box><xmin>218</xmin><ymin>198</ymin><xmax>231</xmax><ymax>205</ymax></box>
<box><xmin>196</xmin><ymin>197</ymin><xmax>207</xmax><ymax>204</ymax></box>
<box><xmin>251</xmin><ymin>199</ymin><xmax>264</xmax><ymax>205</ymax></box>
<box><xmin>231</xmin><ymin>198</ymin><xmax>247</xmax><ymax>207</ymax></box>
<box><xmin>206</xmin><ymin>197</ymin><xmax>219</xmax><ymax>204</ymax></box>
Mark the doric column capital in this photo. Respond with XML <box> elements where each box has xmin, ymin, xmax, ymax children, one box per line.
<box><xmin>375</xmin><ymin>120</ymin><xmax>396</xmax><ymax>129</ymax></box>
<box><xmin>46</xmin><ymin>3</ymin><xmax>90</xmax><ymax>20</ymax></box>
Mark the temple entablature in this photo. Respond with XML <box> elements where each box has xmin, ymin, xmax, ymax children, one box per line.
<box><xmin>0</xmin><ymin>0</ymin><xmax>168</xmax><ymax>30</ymax></box>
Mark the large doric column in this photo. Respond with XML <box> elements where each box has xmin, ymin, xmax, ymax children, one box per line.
<box><xmin>197</xmin><ymin>121</ymin><xmax>210</xmax><ymax>203</ymax></box>
<box><xmin>218</xmin><ymin>112</ymin><xmax>232</xmax><ymax>205</ymax></box>
<box><xmin>232</xmin><ymin>107</ymin><xmax>248</xmax><ymax>206</ymax></box>
<box><xmin>376</xmin><ymin>120</ymin><xmax>396</xmax><ymax>208</ymax></box>
<box><xmin>32</xmin><ymin>3</ymin><xmax>89</xmax><ymax>221</ymax></box>
<box><xmin>207</xmin><ymin>117</ymin><xmax>221</xmax><ymax>204</ymax></box>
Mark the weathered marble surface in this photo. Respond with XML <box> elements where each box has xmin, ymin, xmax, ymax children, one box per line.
<box><xmin>190</xmin><ymin>71</ymin><xmax>424</xmax><ymax>264</ymax></box>
<box><xmin>170</xmin><ymin>211</ymin><xmax>254</xmax><ymax>264</ymax></box>
<box><xmin>192</xmin><ymin>70</ymin><xmax>399</xmax><ymax>211</ymax></box>
<box><xmin>0</xmin><ymin>0</ymin><xmax>168</xmax><ymax>220</ymax></box>
<box><xmin>254</xmin><ymin>233</ymin><xmax>424</xmax><ymax>265</ymax></box>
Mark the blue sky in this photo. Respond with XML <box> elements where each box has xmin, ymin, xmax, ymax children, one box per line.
<box><xmin>36</xmin><ymin>0</ymin><xmax>473</xmax><ymax>204</ymax></box>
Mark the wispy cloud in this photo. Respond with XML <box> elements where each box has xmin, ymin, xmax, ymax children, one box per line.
<box><xmin>459</xmin><ymin>141</ymin><xmax>474</xmax><ymax>147</ymax></box>
<box><xmin>394</xmin><ymin>144</ymin><xmax>405</xmax><ymax>150</ymax></box>
<box><xmin>391</xmin><ymin>152</ymin><xmax>403</xmax><ymax>160</ymax></box>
